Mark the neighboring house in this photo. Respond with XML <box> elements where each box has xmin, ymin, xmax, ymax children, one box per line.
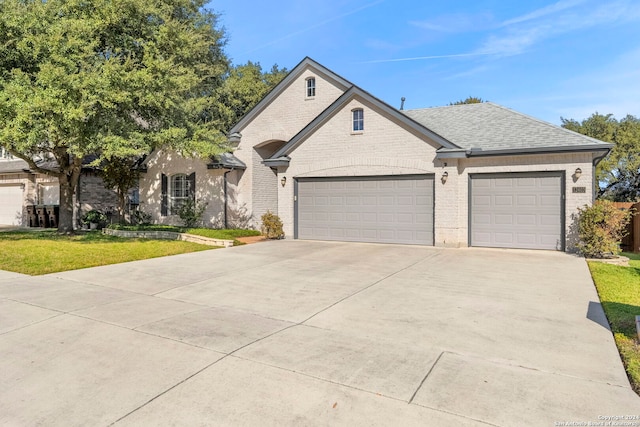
<box><xmin>140</xmin><ymin>57</ymin><xmax>612</xmax><ymax>251</ymax></box>
<box><xmin>0</xmin><ymin>148</ymin><xmax>120</xmax><ymax>227</ymax></box>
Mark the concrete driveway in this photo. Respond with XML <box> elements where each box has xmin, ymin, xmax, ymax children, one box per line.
<box><xmin>1</xmin><ymin>241</ymin><xmax>638</xmax><ymax>426</ymax></box>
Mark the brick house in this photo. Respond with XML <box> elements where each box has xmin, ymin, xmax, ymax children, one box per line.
<box><xmin>139</xmin><ymin>57</ymin><xmax>611</xmax><ymax>251</ymax></box>
<box><xmin>0</xmin><ymin>149</ymin><xmax>120</xmax><ymax>227</ymax></box>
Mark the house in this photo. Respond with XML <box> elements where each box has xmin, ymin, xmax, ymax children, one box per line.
<box><xmin>139</xmin><ymin>57</ymin><xmax>612</xmax><ymax>251</ymax></box>
<box><xmin>0</xmin><ymin>148</ymin><xmax>120</xmax><ymax>227</ymax></box>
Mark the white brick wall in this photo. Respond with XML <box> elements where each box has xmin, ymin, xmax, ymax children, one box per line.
<box><xmin>139</xmin><ymin>149</ymin><xmax>231</xmax><ymax>227</ymax></box>
<box><xmin>232</xmin><ymin>67</ymin><xmax>347</xmax><ymax>228</ymax></box>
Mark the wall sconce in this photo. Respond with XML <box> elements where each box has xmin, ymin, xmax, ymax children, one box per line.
<box><xmin>441</xmin><ymin>171</ymin><xmax>449</xmax><ymax>184</ymax></box>
<box><xmin>280</xmin><ymin>176</ymin><xmax>287</xmax><ymax>187</ymax></box>
<box><xmin>574</xmin><ymin>168</ymin><xmax>582</xmax><ymax>180</ymax></box>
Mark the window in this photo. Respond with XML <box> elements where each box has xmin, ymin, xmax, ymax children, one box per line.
<box><xmin>170</xmin><ymin>174</ymin><xmax>192</xmax><ymax>214</ymax></box>
<box><xmin>352</xmin><ymin>108</ymin><xmax>364</xmax><ymax>132</ymax></box>
<box><xmin>306</xmin><ymin>77</ymin><xmax>316</xmax><ymax>97</ymax></box>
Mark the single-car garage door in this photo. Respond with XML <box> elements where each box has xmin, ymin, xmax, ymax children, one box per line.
<box><xmin>0</xmin><ymin>185</ymin><xmax>23</xmax><ymax>225</ymax></box>
<box><xmin>296</xmin><ymin>175</ymin><xmax>434</xmax><ymax>245</ymax></box>
<box><xmin>470</xmin><ymin>172</ymin><xmax>563</xmax><ymax>250</ymax></box>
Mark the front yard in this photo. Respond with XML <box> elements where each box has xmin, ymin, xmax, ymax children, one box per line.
<box><xmin>0</xmin><ymin>228</ymin><xmax>260</xmax><ymax>275</ymax></box>
<box><xmin>589</xmin><ymin>252</ymin><xmax>640</xmax><ymax>394</ymax></box>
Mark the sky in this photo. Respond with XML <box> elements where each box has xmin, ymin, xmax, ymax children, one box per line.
<box><xmin>208</xmin><ymin>0</ymin><xmax>640</xmax><ymax>125</ymax></box>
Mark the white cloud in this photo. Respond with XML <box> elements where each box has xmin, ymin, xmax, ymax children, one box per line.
<box><xmin>500</xmin><ymin>0</ymin><xmax>586</xmax><ymax>27</ymax></box>
<box><xmin>410</xmin><ymin>12</ymin><xmax>495</xmax><ymax>33</ymax></box>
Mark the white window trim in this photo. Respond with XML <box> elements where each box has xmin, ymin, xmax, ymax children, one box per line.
<box><xmin>352</xmin><ymin>108</ymin><xmax>364</xmax><ymax>133</ymax></box>
<box><xmin>306</xmin><ymin>77</ymin><xmax>316</xmax><ymax>98</ymax></box>
<box><xmin>169</xmin><ymin>173</ymin><xmax>191</xmax><ymax>215</ymax></box>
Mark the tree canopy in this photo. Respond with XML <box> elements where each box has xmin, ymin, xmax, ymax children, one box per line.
<box><xmin>449</xmin><ymin>96</ymin><xmax>486</xmax><ymax>105</ymax></box>
<box><xmin>215</xmin><ymin>61</ymin><xmax>288</xmax><ymax>130</ymax></box>
<box><xmin>561</xmin><ymin>113</ymin><xmax>640</xmax><ymax>201</ymax></box>
<box><xmin>0</xmin><ymin>0</ymin><xmax>230</xmax><ymax>231</ymax></box>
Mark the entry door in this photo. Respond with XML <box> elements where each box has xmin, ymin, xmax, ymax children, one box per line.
<box><xmin>296</xmin><ymin>175</ymin><xmax>434</xmax><ymax>245</ymax></box>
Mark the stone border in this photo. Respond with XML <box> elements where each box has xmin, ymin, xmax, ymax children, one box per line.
<box><xmin>103</xmin><ymin>228</ymin><xmax>234</xmax><ymax>247</ymax></box>
<box><xmin>586</xmin><ymin>255</ymin><xmax>630</xmax><ymax>267</ymax></box>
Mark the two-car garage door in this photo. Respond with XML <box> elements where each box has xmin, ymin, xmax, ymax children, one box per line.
<box><xmin>296</xmin><ymin>175</ymin><xmax>434</xmax><ymax>245</ymax></box>
<box><xmin>470</xmin><ymin>173</ymin><xmax>564</xmax><ymax>250</ymax></box>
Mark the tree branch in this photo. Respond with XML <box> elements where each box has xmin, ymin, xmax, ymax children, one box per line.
<box><xmin>6</xmin><ymin>148</ymin><xmax>62</xmax><ymax>179</ymax></box>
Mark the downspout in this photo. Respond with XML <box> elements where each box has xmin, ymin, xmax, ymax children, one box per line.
<box><xmin>592</xmin><ymin>149</ymin><xmax>611</xmax><ymax>200</ymax></box>
<box><xmin>223</xmin><ymin>168</ymin><xmax>234</xmax><ymax>229</ymax></box>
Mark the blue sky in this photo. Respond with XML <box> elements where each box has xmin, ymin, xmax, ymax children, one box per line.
<box><xmin>209</xmin><ymin>0</ymin><xmax>640</xmax><ymax>125</ymax></box>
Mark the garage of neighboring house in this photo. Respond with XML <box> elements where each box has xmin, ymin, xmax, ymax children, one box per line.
<box><xmin>0</xmin><ymin>185</ymin><xmax>24</xmax><ymax>226</ymax></box>
<box><xmin>469</xmin><ymin>172</ymin><xmax>564</xmax><ymax>250</ymax></box>
<box><xmin>296</xmin><ymin>175</ymin><xmax>434</xmax><ymax>245</ymax></box>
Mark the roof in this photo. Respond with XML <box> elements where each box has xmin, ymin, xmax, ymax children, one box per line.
<box><xmin>403</xmin><ymin>102</ymin><xmax>612</xmax><ymax>157</ymax></box>
<box><xmin>207</xmin><ymin>152</ymin><xmax>246</xmax><ymax>170</ymax></box>
<box><xmin>0</xmin><ymin>159</ymin><xmax>30</xmax><ymax>174</ymax></box>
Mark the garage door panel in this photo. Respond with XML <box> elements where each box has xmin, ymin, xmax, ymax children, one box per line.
<box><xmin>0</xmin><ymin>185</ymin><xmax>24</xmax><ymax>226</ymax></box>
<box><xmin>297</xmin><ymin>176</ymin><xmax>433</xmax><ymax>245</ymax></box>
<box><xmin>470</xmin><ymin>174</ymin><xmax>562</xmax><ymax>250</ymax></box>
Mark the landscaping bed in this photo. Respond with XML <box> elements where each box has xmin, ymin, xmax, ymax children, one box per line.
<box><xmin>107</xmin><ymin>225</ymin><xmax>261</xmax><ymax>246</ymax></box>
<box><xmin>588</xmin><ymin>252</ymin><xmax>640</xmax><ymax>394</ymax></box>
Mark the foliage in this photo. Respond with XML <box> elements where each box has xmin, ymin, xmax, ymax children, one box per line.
<box><xmin>561</xmin><ymin>113</ymin><xmax>640</xmax><ymax>201</ymax></box>
<box><xmin>131</xmin><ymin>209</ymin><xmax>153</xmax><ymax>226</ymax></box>
<box><xmin>81</xmin><ymin>209</ymin><xmax>107</xmax><ymax>227</ymax></box>
<box><xmin>588</xmin><ymin>260</ymin><xmax>640</xmax><ymax>394</ymax></box>
<box><xmin>0</xmin><ymin>230</ymin><xmax>211</xmax><ymax>275</ymax></box>
<box><xmin>215</xmin><ymin>61</ymin><xmax>288</xmax><ymax>130</ymax></box>
<box><xmin>100</xmin><ymin>157</ymin><xmax>141</xmax><ymax>220</ymax></box>
<box><xmin>576</xmin><ymin>200</ymin><xmax>631</xmax><ymax>257</ymax></box>
<box><xmin>261</xmin><ymin>210</ymin><xmax>284</xmax><ymax>239</ymax></box>
<box><xmin>176</xmin><ymin>198</ymin><xmax>208</xmax><ymax>228</ymax></box>
<box><xmin>450</xmin><ymin>96</ymin><xmax>486</xmax><ymax>105</ymax></box>
<box><xmin>0</xmin><ymin>0</ymin><xmax>230</xmax><ymax>232</ymax></box>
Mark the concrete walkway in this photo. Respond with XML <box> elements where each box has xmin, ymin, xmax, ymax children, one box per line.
<box><xmin>0</xmin><ymin>241</ymin><xmax>638</xmax><ymax>426</ymax></box>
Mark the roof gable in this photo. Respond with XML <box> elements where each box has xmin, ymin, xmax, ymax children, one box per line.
<box><xmin>228</xmin><ymin>57</ymin><xmax>352</xmax><ymax>135</ymax></box>
<box><xmin>268</xmin><ymin>86</ymin><xmax>459</xmax><ymax>161</ymax></box>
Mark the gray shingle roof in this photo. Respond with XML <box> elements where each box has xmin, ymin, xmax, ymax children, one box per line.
<box><xmin>403</xmin><ymin>102</ymin><xmax>611</xmax><ymax>153</ymax></box>
<box><xmin>0</xmin><ymin>159</ymin><xmax>29</xmax><ymax>173</ymax></box>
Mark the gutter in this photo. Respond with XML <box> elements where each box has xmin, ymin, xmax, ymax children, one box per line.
<box><xmin>436</xmin><ymin>144</ymin><xmax>613</xmax><ymax>159</ymax></box>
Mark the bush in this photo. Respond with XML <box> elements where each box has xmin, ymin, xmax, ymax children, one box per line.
<box><xmin>81</xmin><ymin>210</ymin><xmax>107</xmax><ymax>228</ymax></box>
<box><xmin>132</xmin><ymin>210</ymin><xmax>152</xmax><ymax>226</ymax></box>
<box><xmin>177</xmin><ymin>198</ymin><xmax>208</xmax><ymax>228</ymax></box>
<box><xmin>261</xmin><ymin>210</ymin><xmax>284</xmax><ymax>239</ymax></box>
<box><xmin>577</xmin><ymin>200</ymin><xmax>632</xmax><ymax>258</ymax></box>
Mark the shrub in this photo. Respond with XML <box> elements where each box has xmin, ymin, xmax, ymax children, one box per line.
<box><xmin>577</xmin><ymin>200</ymin><xmax>632</xmax><ymax>258</ymax></box>
<box><xmin>261</xmin><ymin>210</ymin><xmax>284</xmax><ymax>239</ymax></box>
<box><xmin>81</xmin><ymin>210</ymin><xmax>107</xmax><ymax>228</ymax></box>
<box><xmin>132</xmin><ymin>210</ymin><xmax>152</xmax><ymax>226</ymax></box>
<box><xmin>177</xmin><ymin>198</ymin><xmax>208</xmax><ymax>228</ymax></box>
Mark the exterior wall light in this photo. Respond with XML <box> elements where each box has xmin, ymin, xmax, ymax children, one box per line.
<box><xmin>574</xmin><ymin>168</ymin><xmax>582</xmax><ymax>179</ymax></box>
<box><xmin>281</xmin><ymin>176</ymin><xmax>287</xmax><ymax>187</ymax></box>
<box><xmin>441</xmin><ymin>171</ymin><xmax>449</xmax><ymax>184</ymax></box>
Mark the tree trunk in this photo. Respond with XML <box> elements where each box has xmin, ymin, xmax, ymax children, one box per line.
<box><xmin>117</xmin><ymin>190</ymin><xmax>126</xmax><ymax>223</ymax></box>
<box><xmin>58</xmin><ymin>177</ymin><xmax>75</xmax><ymax>233</ymax></box>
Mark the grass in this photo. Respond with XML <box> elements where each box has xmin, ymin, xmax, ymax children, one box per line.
<box><xmin>0</xmin><ymin>230</ymin><xmax>213</xmax><ymax>275</ymax></box>
<box><xmin>108</xmin><ymin>225</ymin><xmax>262</xmax><ymax>245</ymax></box>
<box><xmin>588</xmin><ymin>251</ymin><xmax>640</xmax><ymax>394</ymax></box>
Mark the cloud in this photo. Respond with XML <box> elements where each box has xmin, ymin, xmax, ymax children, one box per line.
<box><xmin>410</xmin><ymin>12</ymin><xmax>496</xmax><ymax>33</ymax></box>
<box><xmin>475</xmin><ymin>0</ymin><xmax>640</xmax><ymax>57</ymax></box>
<box><xmin>242</xmin><ymin>0</ymin><xmax>384</xmax><ymax>54</ymax></box>
<box><xmin>357</xmin><ymin>52</ymin><xmax>494</xmax><ymax>64</ymax></box>
<box><xmin>500</xmin><ymin>0</ymin><xmax>586</xmax><ymax>27</ymax></box>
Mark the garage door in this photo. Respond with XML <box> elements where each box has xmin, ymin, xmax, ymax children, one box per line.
<box><xmin>296</xmin><ymin>175</ymin><xmax>434</xmax><ymax>245</ymax></box>
<box><xmin>0</xmin><ymin>185</ymin><xmax>23</xmax><ymax>225</ymax></box>
<box><xmin>470</xmin><ymin>173</ymin><xmax>563</xmax><ymax>250</ymax></box>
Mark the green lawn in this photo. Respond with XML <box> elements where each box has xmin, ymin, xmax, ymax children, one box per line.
<box><xmin>0</xmin><ymin>230</ymin><xmax>213</xmax><ymax>275</ymax></box>
<box><xmin>588</xmin><ymin>252</ymin><xmax>640</xmax><ymax>393</ymax></box>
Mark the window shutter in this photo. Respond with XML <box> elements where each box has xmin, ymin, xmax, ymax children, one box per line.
<box><xmin>161</xmin><ymin>173</ymin><xmax>168</xmax><ymax>216</ymax></box>
<box><xmin>188</xmin><ymin>172</ymin><xmax>196</xmax><ymax>199</ymax></box>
